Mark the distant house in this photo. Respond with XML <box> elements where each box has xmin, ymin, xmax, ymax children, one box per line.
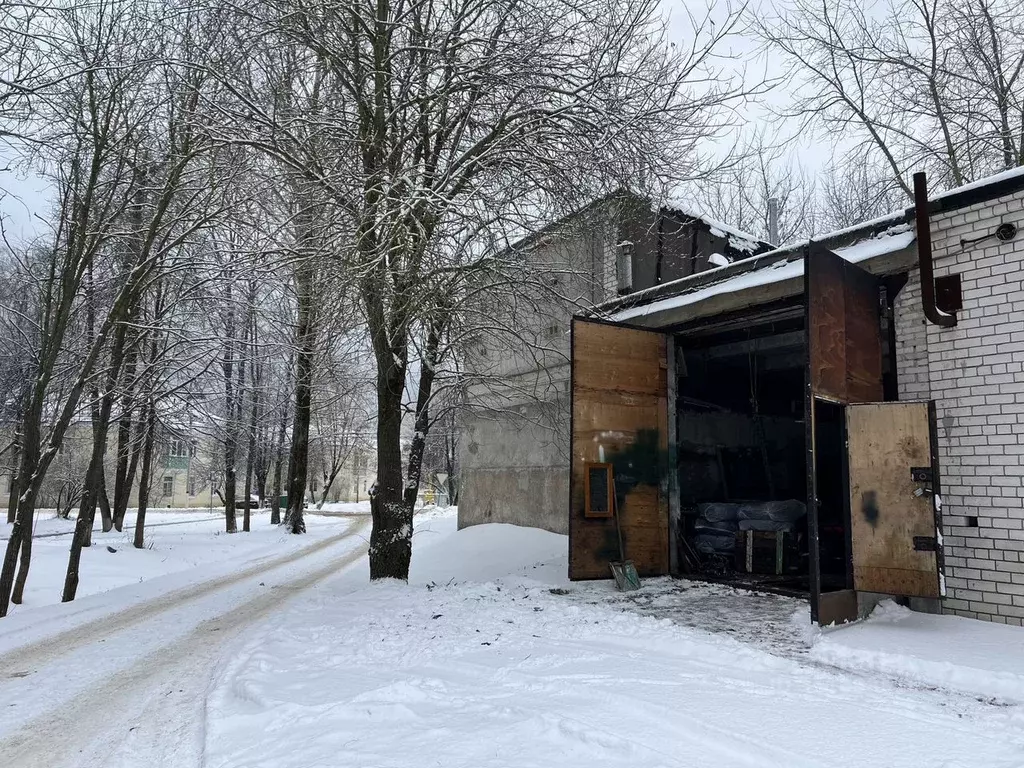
<box><xmin>458</xmin><ymin>192</ymin><xmax>771</xmax><ymax>534</ymax></box>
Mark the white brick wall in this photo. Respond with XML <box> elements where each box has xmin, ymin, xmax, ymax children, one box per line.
<box><xmin>894</xmin><ymin>187</ymin><xmax>1024</xmax><ymax>624</ymax></box>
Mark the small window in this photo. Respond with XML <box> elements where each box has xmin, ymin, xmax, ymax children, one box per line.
<box><xmin>616</xmin><ymin>241</ymin><xmax>633</xmax><ymax>294</ymax></box>
<box><xmin>169</xmin><ymin>439</ymin><xmax>189</xmax><ymax>458</ymax></box>
<box><xmin>584</xmin><ymin>462</ymin><xmax>614</xmax><ymax>518</ymax></box>
<box><xmin>310</xmin><ymin>478</ymin><xmax>318</xmax><ymax>493</ymax></box>
<box><xmin>162</xmin><ymin>475</ymin><xmax>174</xmax><ymax>497</ymax></box>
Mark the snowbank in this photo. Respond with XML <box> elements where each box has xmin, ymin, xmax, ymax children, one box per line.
<box><xmin>411</xmin><ymin>516</ymin><xmax>567</xmax><ymax>585</ymax></box>
<box><xmin>811</xmin><ymin>600</ymin><xmax>1024</xmax><ymax>704</ymax></box>
<box><xmin>205</xmin><ymin>519</ymin><xmax>1024</xmax><ymax>768</ymax></box>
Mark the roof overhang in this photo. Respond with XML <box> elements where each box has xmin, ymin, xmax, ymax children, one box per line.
<box><xmin>589</xmin><ymin>220</ymin><xmax>916</xmax><ymax>331</ymax></box>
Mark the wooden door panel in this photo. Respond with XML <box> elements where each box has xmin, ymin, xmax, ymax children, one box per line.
<box><xmin>570</xmin><ymin>319</ymin><xmax>670</xmax><ymax>580</ymax></box>
<box><xmin>846</xmin><ymin>402</ymin><xmax>942</xmax><ymax>598</ymax></box>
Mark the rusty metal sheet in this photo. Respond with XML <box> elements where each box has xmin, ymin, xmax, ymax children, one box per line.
<box><xmin>807</xmin><ymin>247</ymin><xmax>848</xmax><ymax>401</ymax></box>
<box><xmin>805</xmin><ymin>244</ymin><xmax>886</xmax><ymax>624</ymax></box>
<box><xmin>807</xmin><ymin>246</ymin><xmax>883</xmax><ymax>403</ymax></box>
<box><xmin>817</xmin><ymin>589</ymin><xmax>859</xmax><ymax>626</ymax></box>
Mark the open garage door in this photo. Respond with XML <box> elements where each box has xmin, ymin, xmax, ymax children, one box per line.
<box><xmin>569</xmin><ymin>318</ymin><xmax>670</xmax><ymax>580</ymax></box>
<box><xmin>805</xmin><ymin>245</ymin><xmax>944</xmax><ymax>624</ymax></box>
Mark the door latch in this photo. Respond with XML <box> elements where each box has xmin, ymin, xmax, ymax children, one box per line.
<box><xmin>911</xmin><ymin>466</ymin><xmax>935</xmax><ymax>497</ymax></box>
<box><xmin>911</xmin><ymin>467</ymin><xmax>933</xmax><ymax>483</ymax></box>
<box><xmin>913</xmin><ymin>536</ymin><xmax>938</xmax><ymax>552</ymax></box>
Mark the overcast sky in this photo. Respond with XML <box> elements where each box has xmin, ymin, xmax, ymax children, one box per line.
<box><xmin>0</xmin><ymin>0</ymin><xmax>822</xmax><ymax>245</ymax></box>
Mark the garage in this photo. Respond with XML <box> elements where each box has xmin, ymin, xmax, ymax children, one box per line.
<box><xmin>569</xmin><ymin>243</ymin><xmax>946</xmax><ymax>625</ymax></box>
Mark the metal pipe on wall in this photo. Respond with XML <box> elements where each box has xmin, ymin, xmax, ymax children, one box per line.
<box><xmin>913</xmin><ymin>171</ymin><xmax>957</xmax><ymax>328</ymax></box>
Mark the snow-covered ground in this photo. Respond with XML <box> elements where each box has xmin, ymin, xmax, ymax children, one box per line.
<box><xmin>3</xmin><ymin>508</ymin><xmax>1024</xmax><ymax>767</ymax></box>
<box><xmin>0</xmin><ymin>508</ymin><xmax>372</xmax><ymax>768</ymax></box>
<box><xmin>205</xmin><ymin>514</ymin><xmax>1024</xmax><ymax>768</ymax></box>
<box><xmin>811</xmin><ymin>599</ymin><xmax>1024</xmax><ymax>705</ymax></box>
<box><xmin>1</xmin><ymin>506</ymin><xmax>367</xmax><ymax>614</ymax></box>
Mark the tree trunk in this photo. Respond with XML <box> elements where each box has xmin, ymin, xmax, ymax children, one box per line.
<box><xmin>134</xmin><ymin>398</ymin><xmax>157</xmax><ymax>549</ymax></box>
<box><xmin>369</xmin><ymin>323</ymin><xmax>439</xmax><ymax>581</ymax></box>
<box><xmin>369</xmin><ymin>376</ymin><xmax>412</xmax><ymax>579</ymax></box>
<box><xmin>270</xmin><ymin>384</ymin><xmax>290</xmax><ymax>526</ymax></box>
<box><xmin>242</xmin><ymin>306</ymin><xmax>259</xmax><ymax>533</ymax></box>
<box><xmin>285</xmin><ymin>262</ymin><xmax>317</xmax><ymax>535</ymax></box>
<box><xmin>0</xmin><ymin>408</ymin><xmax>42</xmax><ymax>615</ymax></box>
<box><xmin>64</xmin><ymin>314</ymin><xmax>133</xmax><ymax>601</ymax></box>
<box><xmin>243</xmin><ymin>399</ymin><xmax>255</xmax><ymax>532</ymax></box>
<box><xmin>64</xmin><ymin>432</ymin><xmax>112</xmax><ymax>600</ymax></box>
<box><xmin>222</xmin><ymin>293</ymin><xmax>238</xmax><ymax>533</ymax></box>
<box><xmin>97</xmin><ymin>476</ymin><xmax>114</xmax><ymax>535</ymax></box>
<box><xmin>6</xmin><ymin>428</ymin><xmax>20</xmax><ymax>525</ymax></box>
<box><xmin>112</xmin><ymin>333</ymin><xmax>138</xmax><ymax>531</ymax></box>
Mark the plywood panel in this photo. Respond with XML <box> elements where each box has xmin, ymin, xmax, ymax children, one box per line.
<box><xmin>570</xmin><ymin>319</ymin><xmax>670</xmax><ymax>580</ymax></box>
<box><xmin>847</xmin><ymin>402</ymin><xmax>941</xmax><ymax>598</ymax></box>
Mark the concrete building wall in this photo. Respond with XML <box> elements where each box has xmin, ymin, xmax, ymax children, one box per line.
<box><xmin>458</xmin><ymin>204</ymin><xmax>619</xmax><ymax>534</ymax></box>
<box><xmin>458</xmin><ymin>195</ymin><xmax>768</xmax><ymax>535</ymax></box>
<box><xmin>459</xmin><ymin>396</ymin><xmax>569</xmax><ymax>533</ymax></box>
<box><xmin>894</xmin><ymin>186</ymin><xmax>1024</xmax><ymax>625</ymax></box>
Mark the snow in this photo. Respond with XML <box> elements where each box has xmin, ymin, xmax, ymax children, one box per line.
<box><xmin>933</xmin><ymin>165</ymin><xmax>1024</xmax><ymax>200</ymax></box>
<box><xmin>203</xmin><ymin>514</ymin><xmax>1024</xmax><ymax>768</ymax></box>
<box><xmin>810</xmin><ymin>599</ymin><xmax>1024</xmax><ymax>705</ymax></box>
<box><xmin>0</xmin><ymin>510</ymin><xmax>371</xmax><ymax>768</ymax></box>
<box><xmin>0</xmin><ymin>508</ymin><xmax>354</xmax><ymax>614</ymax></box>
<box><xmin>659</xmin><ymin>196</ymin><xmax>765</xmax><ymax>253</ymax></box>
<box><xmin>6</xmin><ymin>506</ymin><xmax>1024</xmax><ymax>767</ymax></box>
<box><xmin>613</xmin><ymin>225</ymin><xmax>915</xmax><ymax>322</ymax></box>
<box><xmin>708</xmin><ymin>251</ymin><xmax>729</xmax><ymax>267</ymax></box>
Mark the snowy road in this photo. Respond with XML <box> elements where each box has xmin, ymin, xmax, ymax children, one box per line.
<box><xmin>0</xmin><ymin>515</ymin><xmax>370</xmax><ymax>768</ymax></box>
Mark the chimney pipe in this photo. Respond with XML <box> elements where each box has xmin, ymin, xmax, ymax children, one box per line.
<box><xmin>767</xmin><ymin>197</ymin><xmax>780</xmax><ymax>246</ymax></box>
<box><xmin>913</xmin><ymin>172</ymin><xmax>956</xmax><ymax>328</ymax></box>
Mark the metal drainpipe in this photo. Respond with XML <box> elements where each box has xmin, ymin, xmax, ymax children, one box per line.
<box><xmin>913</xmin><ymin>171</ymin><xmax>957</xmax><ymax>328</ymax></box>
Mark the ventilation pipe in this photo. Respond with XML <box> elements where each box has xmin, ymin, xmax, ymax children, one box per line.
<box><xmin>767</xmin><ymin>197</ymin><xmax>780</xmax><ymax>246</ymax></box>
<box><xmin>913</xmin><ymin>171</ymin><xmax>957</xmax><ymax>328</ymax></box>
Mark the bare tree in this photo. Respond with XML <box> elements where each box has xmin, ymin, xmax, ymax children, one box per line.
<box><xmin>216</xmin><ymin>0</ymin><xmax>755</xmax><ymax>579</ymax></box>
<box><xmin>755</xmin><ymin>0</ymin><xmax>1024</xmax><ymax>195</ymax></box>
<box><xmin>695</xmin><ymin>136</ymin><xmax>818</xmax><ymax>245</ymax></box>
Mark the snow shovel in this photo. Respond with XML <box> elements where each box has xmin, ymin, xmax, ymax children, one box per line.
<box><xmin>609</xmin><ymin>477</ymin><xmax>641</xmax><ymax>591</ymax></box>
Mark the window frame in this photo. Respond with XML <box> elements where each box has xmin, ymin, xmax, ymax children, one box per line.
<box><xmin>583</xmin><ymin>462</ymin><xmax>614</xmax><ymax>519</ymax></box>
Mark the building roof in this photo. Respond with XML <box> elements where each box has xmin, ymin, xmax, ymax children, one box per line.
<box><xmin>499</xmin><ymin>189</ymin><xmax>771</xmax><ymax>260</ymax></box>
<box><xmin>657</xmin><ymin>197</ymin><xmax>770</xmax><ymax>256</ymax></box>
<box><xmin>594</xmin><ymin>167</ymin><xmax>1024</xmax><ymax>330</ymax></box>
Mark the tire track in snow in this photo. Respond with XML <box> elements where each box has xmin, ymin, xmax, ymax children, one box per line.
<box><xmin>0</xmin><ymin>517</ymin><xmax>368</xmax><ymax>671</ymax></box>
<box><xmin>0</xmin><ymin>518</ymin><xmax>371</xmax><ymax>768</ymax></box>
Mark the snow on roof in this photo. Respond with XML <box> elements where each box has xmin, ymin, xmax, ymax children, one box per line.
<box><xmin>932</xmin><ymin>165</ymin><xmax>1024</xmax><ymax>201</ymax></box>
<box><xmin>657</xmin><ymin>196</ymin><xmax>768</xmax><ymax>254</ymax></box>
<box><xmin>611</xmin><ymin>223</ymin><xmax>914</xmax><ymax>323</ymax></box>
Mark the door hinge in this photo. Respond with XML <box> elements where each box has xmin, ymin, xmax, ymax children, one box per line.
<box><xmin>913</xmin><ymin>536</ymin><xmax>938</xmax><ymax>552</ymax></box>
